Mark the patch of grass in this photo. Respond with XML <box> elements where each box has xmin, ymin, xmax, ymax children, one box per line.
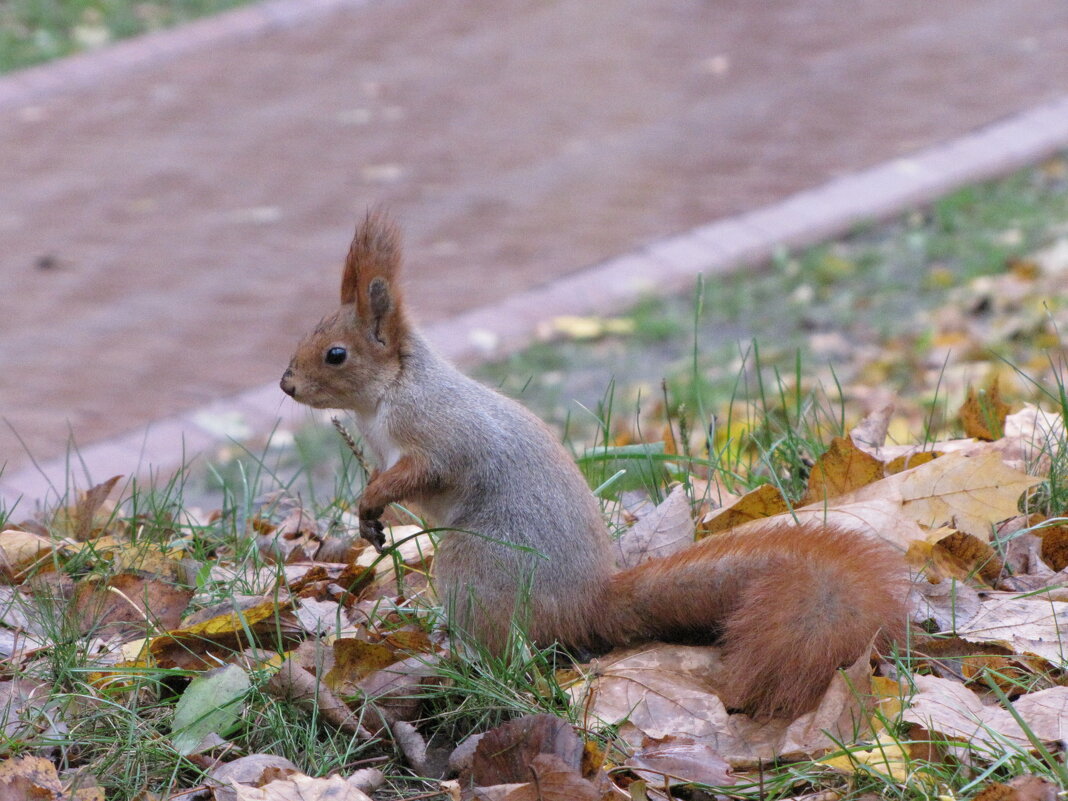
<box><xmin>0</xmin><ymin>0</ymin><xmax>253</xmax><ymax>73</ymax></box>
<box><xmin>478</xmin><ymin>155</ymin><xmax>1068</xmax><ymax>441</ymax></box>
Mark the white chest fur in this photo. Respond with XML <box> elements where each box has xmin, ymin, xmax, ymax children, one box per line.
<box><xmin>350</xmin><ymin>409</ymin><xmax>403</xmax><ymax>471</ymax></box>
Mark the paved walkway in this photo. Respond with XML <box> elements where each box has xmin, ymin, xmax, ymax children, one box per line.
<box><xmin>3</xmin><ymin>0</ymin><xmax>1068</xmax><ymax>506</ymax></box>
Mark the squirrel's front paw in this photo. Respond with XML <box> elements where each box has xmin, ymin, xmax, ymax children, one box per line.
<box><xmin>359</xmin><ymin>512</ymin><xmax>386</xmax><ymax>552</ymax></box>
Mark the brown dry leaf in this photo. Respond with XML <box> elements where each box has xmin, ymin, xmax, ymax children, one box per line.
<box><xmin>973</xmin><ymin>774</ymin><xmax>1060</xmax><ymax>801</ymax></box>
<box><xmin>228</xmin><ymin>772</ymin><xmax>373</xmax><ymax>801</ymax></box>
<box><xmin>848</xmin><ymin>404</ymin><xmax>893</xmax><ymax>454</ymax></box>
<box><xmin>909</xmin><ymin>579</ymin><xmax>982</xmax><ymax>633</ymax></box>
<box><xmin>0</xmin><ymin>530</ymin><xmax>58</xmax><ymax>581</ymax></box>
<box><xmin>324</xmin><ymin>639</ymin><xmax>403</xmax><ymax>697</ymax></box>
<box><xmin>465</xmin><ymin>715</ymin><xmax>614</xmax><ymax>801</ymax></box>
<box><xmin>911</xmin><ymin>635</ymin><xmax>1049</xmax><ymax>692</ymax></box>
<box><xmin>959</xmin><ymin>380</ymin><xmax>1010</xmax><ymax>441</ymax></box>
<box><xmin>570</xmin><ymin>643</ymin><xmax>876</xmax><ymax>764</ymax></box>
<box><xmin>952</xmin><ymin>593</ymin><xmax>1068</xmax><ymax>664</ymax></box>
<box><xmin>800</xmin><ymin>436</ymin><xmax>885</xmax><ymax>506</ymax></box>
<box><xmin>738</xmin><ymin>498</ymin><xmax>925</xmax><ymax>550</ymax></box>
<box><xmin>146</xmin><ymin>597</ymin><xmax>291</xmax><ymax>670</ymax></box>
<box><xmin>697</xmin><ymin>484</ymin><xmax>788</xmax><ymax>536</ymax></box>
<box><xmin>469</xmin><ymin>715</ymin><xmax>584</xmax><ymax>785</ymax></box>
<box><xmin>356</xmin><ymin>653</ymin><xmax>441</xmax><ymax>724</ymax></box>
<box><xmin>471</xmin><ymin>754</ymin><xmax>604</xmax><ymax>801</ymax></box>
<box><xmin>998</xmin><ymin>404</ymin><xmax>1067</xmax><ymax>473</ymax></box>
<box><xmin>838</xmin><ymin>449</ymin><xmax>1041</xmax><ymax>540</ymax></box>
<box><xmin>903</xmin><ymin>676</ymin><xmax>1068</xmax><ymax>752</ymax></box>
<box><xmin>929</xmin><ymin>529</ymin><xmax>1004</xmax><ymax>584</ymax></box>
<box><xmin>624</xmin><ymin>736</ymin><xmax>734</xmax><ymax>788</ymax></box>
<box><xmin>71</xmin><ymin>573</ymin><xmax>192</xmax><ymax>637</ymax></box>
<box><xmin>884</xmin><ymin>449</ymin><xmax>940</xmax><ymax>475</ymax></box>
<box><xmin>1035</xmin><ymin>521</ymin><xmax>1068</xmax><ymax>571</ymax></box>
<box><xmin>613</xmin><ymin>486</ymin><xmax>695</xmax><ymax>568</ymax></box>
<box><xmin>0</xmin><ymin>755</ymin><xmax>66</xmax><ymax>801</ymax></box>
<box><xmin>51</xmin><ymin>475</ymin><xmax>123</xmax><ymax>542</ymax></box>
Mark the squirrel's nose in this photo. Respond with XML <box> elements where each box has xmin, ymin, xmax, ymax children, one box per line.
<box><xmin>280</xmin><ymin>369</ymin><xmax>296</xmax><ymax>397</ymax></box>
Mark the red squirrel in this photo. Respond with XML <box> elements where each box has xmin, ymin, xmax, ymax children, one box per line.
<box><xmin>280</xmin><ymin>212</ymin><xmax>908</xmax><ymax>718</ymax></box>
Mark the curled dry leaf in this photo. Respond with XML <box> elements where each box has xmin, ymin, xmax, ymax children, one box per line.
<box><xmin>698</xmin><ymin>484</ymin><xmax>788</xmax><ymax>536</ymax></box>
<box><xmin>909</xmin><ymin>578</ymin><xmax>982</xmax><ymax>632</ymax></box>
<box><xmin>800</xmin><ymin>436</ymin><xmax>885</xmax><ymax>506</ymax></box>
<box><xmin>903</xmin><ymin>675</ymin><xmax>1068</xmax><ymax>753</ymax></box>
<box><xmin>624</xmin><ymin>736</ymin><xmax>734</xmax><ymax>788</ymax></box>
<box><xmin>951</xmin><ymin>592</ymin><xmax>1068</xmax><ymax>664</ymax></box>
<box><xmin>959</xmin><ymin>380</ymin><xmax>1010</xmax><ymax>442</ymax></box>
<box><xmin>570</xmin><ymin>642</ymin><xmax>878</xmax><ymax>764</ymax></box>
<box><xmin>848</xmin><ymin>404</ymin><xmax>894</xmax><ymax>454</ymax></box>
<box><xmin>836</xmin><ymin>449</ymin><xmax>1041</xmax><ymax>540</ymax></box>
<box><xmin>972</xmin><ymin>774</ymin><xmax>1060</xmax><ymax>801</ymax></box>
<box><xmin>465</xmin><ymin>715</ymin><xmax>616</xmax><ymax>801</ymax></box>
<box><xmin>228</xmin><ymin>772</ymin><xmax>373</xmax><ymax>801</ymax></box>
<box><xmin>51</xmin><ymin>475</ymin><xmax>123</xmax><ymax>542</ymax></box>
<box><xmin>998</xmin><ymin>404</ymin><xmax>1067</xmax><ymax>473</ymax></box>
<box><xmin>613</xmin><ymin>485</ymin><xmax>695</xmax><ymax>568</ymax></box>
<box><xmin>354</xmin><ymin>653</ymin><xmax>441</xmax><ymax>724</ymax></box>
<box><xmin>208</xmin><ymin>755</ymin><xmax>300</xmax><ymax>801</ymax></box>
<box><xmin>0</xmin><ymin>530</ymin><xmax>58</xmax><ymax>582</ymax></box>
<box><xmin>0</xmin><ymin>756</ymin><xmax>61</xmax><ymax>800</ymax></box>
<box><xmin>71</xmin><ymin>573</ymin><xmax>193</xmax><ymax>638</ymax></box>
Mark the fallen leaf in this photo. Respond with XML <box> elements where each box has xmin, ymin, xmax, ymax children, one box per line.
<box><xmin>614</xmin><ymin>486</ymin><xmax>695</xmax><ymax>568</ymax></box>
<box><xmin>952</xmin><ymin>593</ymin><xmax>1068</xmax><ymax>664</ymax></box>
<box><xmin>972</xmin><ymin>774</ymin><xmax>1060</xmax><ymax>801</ymax></box>
<box><xmin>0</xmin><ymin>530</ymin><xmax>57</xmax><ymax>581</ymax></box>
<box><xmin>570</xmin><ymin>642</ymin><xmax>877</xmax><ymax>764</ymax></box>
<box><xmin>624</xmin><ymin>736</ymin><xmax>734</xmax><ymax>788</ymax></box>
<box><xmin>0</xmin><ymin>756</ymin><xmax>66</xmax><ymax>801</ymax></box>
<box><xmin>840</xmin><ymin>449</ymin><xmax>1041</xmax><ymax>540</ymax></box>
<box><xmin>959</xmin><ymin>379</ymin><xmax>1010</xmax><ymax>441</ymax></box>
<box><xmin>229</xmin><ymin>772</ymin><xmax>374</xmax><ymax>801</ymax></box>
<box><xmin>903</xmin><ymin>676</ymin><xmax>1068</xmax><ymax>753</ymax></box>
<box><xmin>800</xmin><ymin>436</ymin><xmax>885</xmax><ymax>506</ymax></box>
<box><xmin>171</xmin><ymin>664</ymin><xmax>250</xmax><ymax>755</ymax></box>
<box><xmin>698</xmin><ymin>484</ymin><xmax>788</xmax><ymax>536</ymax></box>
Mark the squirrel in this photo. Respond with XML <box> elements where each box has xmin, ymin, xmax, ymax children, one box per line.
<box><xmin>280</xmin><ymin>212</ymin><xmax>908</xmax><ymax>718</ymax></box>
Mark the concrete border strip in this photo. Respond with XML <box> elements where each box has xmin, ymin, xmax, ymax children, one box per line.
<box><xmin>0</xmin><ymin>0</ymin><xmax>387</xmax><ymax>111</ymax></box>
<box><xmin>3</xmin><ymin>94</ymin><xmax>1068</xmax><ymax>508</ymax></box>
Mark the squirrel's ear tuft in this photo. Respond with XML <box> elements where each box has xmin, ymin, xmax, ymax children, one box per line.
<box><xmin>340</xmin><ymin>209</ymin><xmax>402</xmax><ymax>306</ymax></box>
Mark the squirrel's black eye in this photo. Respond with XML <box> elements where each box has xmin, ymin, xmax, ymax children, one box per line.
<box><xmin>325</xmin><ymin>346</ymin><xmax>347</xmax><ymax>365</ymax></box>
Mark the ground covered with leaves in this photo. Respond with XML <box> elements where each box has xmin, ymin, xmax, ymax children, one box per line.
<box><xmin>3</xmin><ymin>159</ymin><xmax>1068</xmax><ymax>800</ymax></box>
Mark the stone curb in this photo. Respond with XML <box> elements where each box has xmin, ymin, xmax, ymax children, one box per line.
<box><xmin>4</xmin><ymin>89</ymin><xmax>1068</xmax><ymax>509</ymax></box>
<box><xmin>0</xmin><ymin>0</ymin><xmax>381</xmax><ymax>111</ymax></box>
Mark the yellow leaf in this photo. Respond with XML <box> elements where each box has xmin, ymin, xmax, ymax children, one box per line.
<box><xmin>841</xmin><ymin>449</ymin><xmax>1041</xmax><ymax>540</ymax></box>
<box><xmin>801</xmin><ymin>436</ymin><xmax>884</xmax><ymax>506</ymax></box>
<box><xmin>959</xmin><ymin>379</ymin><xmax>1010</xmax><ymax>441</ymax></box>
<box><xmin>820</xmin><ymin>730</ymin><xmax>919</xmax><ymax>783</ymax></box>
<box><xmin>697</xmin><ymin>483</ymin><xmax>788</xmax><ymax>536</ymax></box>
<box><xmin>0</xmin><ymin>530</ymin><xmax>56</xmax><ymax>580</ymax></box>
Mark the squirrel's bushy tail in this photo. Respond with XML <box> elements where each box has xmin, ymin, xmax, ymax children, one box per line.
<box><xmin>592</xmin><ymin>523</ymin><xmax>908</xmax><ymax>718</ymax></box>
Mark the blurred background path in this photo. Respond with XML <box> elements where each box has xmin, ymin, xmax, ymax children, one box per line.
<box><xmin>3</xmin><ymin>0</ymin><xmax>1068</xmax><ymax>498</ymax></box>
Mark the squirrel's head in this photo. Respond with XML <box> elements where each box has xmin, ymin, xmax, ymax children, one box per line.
<box><xmin>281</xmin><ymin>211</ymin><xmax>407</xmax><ymax>414</ymax></box>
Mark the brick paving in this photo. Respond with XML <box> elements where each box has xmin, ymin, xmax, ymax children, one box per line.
<box><xmin>3</xmin><ymin>0</ymin><xmax>1068</xmax><ymax>507</ymax></box>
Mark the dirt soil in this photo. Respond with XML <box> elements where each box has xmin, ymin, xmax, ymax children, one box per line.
<box><xmin>3</xmin><ymin>0</ymin><xmax>1068</xmax><ymax>478</ymax></box>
